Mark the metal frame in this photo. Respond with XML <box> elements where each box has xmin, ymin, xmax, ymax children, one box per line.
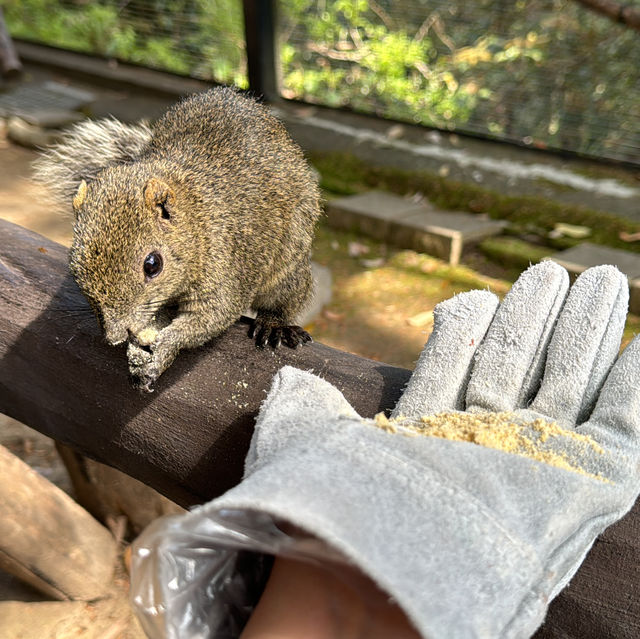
<box><xmin>242</xmin><ymin>0</ymin><xmax>280</xmax><ymax>101</ymax></box>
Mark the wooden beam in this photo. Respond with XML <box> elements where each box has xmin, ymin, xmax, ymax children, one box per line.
<box><xmin>0</xmin><ymin>218</ymin><xmax>410</xmax><ymax>507</ymax></box>
<box><xmin>1</xmin><ymin>218</ymin><xmax>639</xmax><ymax>636</ymax></box>
<box><xmin>0</xmin><ymin>444</ymin><xmax>116</xmax><ymax>600</ymax></box>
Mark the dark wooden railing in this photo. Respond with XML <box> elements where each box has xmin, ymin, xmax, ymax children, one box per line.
<box><xmin>0</xmin><ymin>218</ymin><xmax>410</xmax><ymax>507</ymax></box>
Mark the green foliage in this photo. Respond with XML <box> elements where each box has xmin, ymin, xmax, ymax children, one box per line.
<box><xmin>4</xmin><ymin>0</ymin><xmax>639</xmax><ymax>162</ymax></box>
<box><xmin>4</xmin><ymin>0</ymin><xmax>247</xmax><ymax>86</ymax></box>
<box><xmin>279</xmin><ymin>0</ymin><xmax>639</xmax><ymax>163</ymax></box>
<box><xmin>279</xmin><ymin>0</ymin><xmax>479</xmax><ymax>127</ymax></box>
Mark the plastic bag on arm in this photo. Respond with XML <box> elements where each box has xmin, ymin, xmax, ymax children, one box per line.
<box><xmin>130</xmin><ymin>508</ymin><xmax>346</xmax><ymax>639</ymax></box>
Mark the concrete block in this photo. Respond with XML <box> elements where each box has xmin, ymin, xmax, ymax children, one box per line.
<box><xmin>325</xmin><ymin>191</ymin><xmax>426</xmax><ymax>240</ymax></box>
<box><xmin>395</xmin><ymin>210</ymin><xmax>507</xmax><ymax>265</ymax></box>
<box><xmin>392</xmin><ymin>222</ymin><xmax>460</xmax><ymax>264</ymax></box>
<box><xmin>550</xmin><ymin>242</ymin><xmax>640</xmax><ymax>314</ymax></box>
<box><xmin>325</xmin><ymin>191</ymin><xmax>506</xmax><ymax>265</ymax></box>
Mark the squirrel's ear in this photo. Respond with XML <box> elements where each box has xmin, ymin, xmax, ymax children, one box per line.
<box><xmin>144</xmin><ymin>178</ymin><xmax>176</xmax><ymax>220</ymax></box>
<box><xmin>72</xmin><ymin>180</ymin><xmax>88</xmax><ymax>213</ymax></box>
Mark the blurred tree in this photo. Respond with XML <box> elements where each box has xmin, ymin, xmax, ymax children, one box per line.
<box><xmin>572</xmin><ymin>0</ymin><xmax>640</xmax><ymax>31</ymax></box>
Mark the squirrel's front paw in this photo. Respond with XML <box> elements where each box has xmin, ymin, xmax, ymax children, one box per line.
<box><xmin>127</xmin><ymin>333</ymin><xmax>178</xmax><ymax>393</ymax></box>
<box><xmin>127</xmin><ymin>341</ymin><xmax>160</xmax><ymax>393</ymax></box>
<box><xmin>249</xmin><ymin>320</ymin><xmax>313</xmax><ymax>349</ymax></box>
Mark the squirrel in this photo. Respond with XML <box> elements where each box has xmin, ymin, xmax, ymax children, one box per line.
<box><xmin>34</xmin><ymin>87</ymin><xmax>321</xmax><ymax>392</ymax></box>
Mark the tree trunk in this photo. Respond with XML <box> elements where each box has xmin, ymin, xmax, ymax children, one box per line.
<box><xmin>572</xmin><ymin>0</ymin><xmax>640</xmax><ymax>32</ymax></box>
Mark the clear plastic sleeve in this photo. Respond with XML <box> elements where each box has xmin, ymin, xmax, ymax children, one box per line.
<box><xmin>130</xmin><ymin>508</ymin><xmax>346</xmax><ymax>639</ymax></box>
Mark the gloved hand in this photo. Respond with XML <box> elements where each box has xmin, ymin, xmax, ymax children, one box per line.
<box><xmin>131</xmin><ymin>261</ymin><xmax>640</xmax><ymax>639</ymax></box>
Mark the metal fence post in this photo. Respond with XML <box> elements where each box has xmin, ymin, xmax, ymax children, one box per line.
<box><xmin>242</xmin><ymin>0</ymin><xmax>280</xmax><ymax>101</ymax></box>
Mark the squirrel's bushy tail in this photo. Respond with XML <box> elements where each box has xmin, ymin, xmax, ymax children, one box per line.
<box><xmin>33</xmin><ymin>118</ymin><xmax>152</xmax><ymax>207</ymax></box>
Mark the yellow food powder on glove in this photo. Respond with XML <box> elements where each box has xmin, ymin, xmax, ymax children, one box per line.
<box><xmin>373</xmin><ymin>411</ymin><xmax>609</xmax><ymax>482</ymax></box>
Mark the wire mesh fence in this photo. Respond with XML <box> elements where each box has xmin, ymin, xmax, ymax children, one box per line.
<box><xmin>279</xmin><ymin>0</ymin><xmax>640</xmax><ymax>165</ymax></box>
<box><xmin>5</xmin><ymin>0</ymin><xmax>640</xmax><ymax>165</ymax></box>
<box><xmin>4</xmin><ymin>0</ymin><xmax>248</xmax><ymax>88</ymax></box>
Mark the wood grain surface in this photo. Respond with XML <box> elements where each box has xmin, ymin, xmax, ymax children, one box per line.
<box><xmin>0</xmin><ymin>444</ymin><xmax>116</xmax><ymax>600</ymax></box>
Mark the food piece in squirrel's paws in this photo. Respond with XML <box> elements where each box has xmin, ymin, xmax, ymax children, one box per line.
<box><xmin>135</xmin><ymin>327</ymin><xmax>159</xmax><ymax>347</ymax></box>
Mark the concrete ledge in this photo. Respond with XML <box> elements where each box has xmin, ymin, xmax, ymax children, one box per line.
<box><xmin>550</xmin><ymin>242</ymin><xmax>640</xmax><ymax>314</ymax></box>
<box><xmin>16</xmin><ymin>40</ymin><xmax>212</xmax><ymax>97</ymax></box>
<box><xmin>326</xmin><ymin>190</ymin><xmax>507</xmax><ymax>265</ymax></box>
<box><xmin>325</xmin><ymin>191</ymin><xmax>426</xmax><ymax>240</ymax></box>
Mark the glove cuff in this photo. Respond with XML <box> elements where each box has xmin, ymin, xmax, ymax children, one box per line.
<box><xmin>210</xmin><ymin>425</ymin><xmax>548</xmax><ymax>638</ymax></box>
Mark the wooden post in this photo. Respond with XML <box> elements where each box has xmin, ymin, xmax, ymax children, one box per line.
<box><xmin>0</xmin><ymin>444</ymin><xmax>116</xmax><ymax>600</ymax></box>
<box><xmin>243</xmin><ymin>0</ymin><xmax>280</xmax><ymax>101</ymax></box>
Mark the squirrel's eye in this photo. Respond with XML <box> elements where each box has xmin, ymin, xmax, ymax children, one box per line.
<box><xmin>143</xmin><ymin>252</ymin><xmax>163</xmax><ymax>279</ymax></box>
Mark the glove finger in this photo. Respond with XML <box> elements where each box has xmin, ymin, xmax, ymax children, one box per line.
<box><xmin>465</xmin><ymin>261</ymin><xmax>569</xmax><ymax>413</ymax></box>
<box><xmin>582</xmin><ymin>334</ymin><xmax>640</xmax><ymax>453</ymax></box>
<box><xmin>530</xmin><ymin>265</ymin><xmax>628</xmax><ymax>426</ymax></box>
<box><xmin>391</xmin><ymin>289</ymin><xmax>498</xmax><ymax>418</ymax></box>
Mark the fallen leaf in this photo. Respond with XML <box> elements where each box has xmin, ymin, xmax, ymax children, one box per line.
<box><xmin>386</xmin><ymin>124</ymin><xmax>404</xmax><ymax>139</ymax></box>
<box><xmin>407</xmin><ymin>310</ymin><xmax>434</xmax><ymax>327</ymax></box>
<box><xmin>361</xmin><ymin>257</ymin><xmax>385</xmax><ymax>268</ymax></box>
<box><xmin>323</xmin><ymin>309</ymin><xmax>345</xmax><ymax>321</ymax></box>
<box><xmin>620</xmin><ymin>231</ymin><xmax>640</xmax><ymax>243</ymax></box>
<box><xmin>549</xmin><ymin>223</ymin><xmax>591</xmax><ymax>239</ymax></box>
<box><xmin>348</xmin><ymin>241</ymin><xmax>370</xmax><ymax>257</ymax></box>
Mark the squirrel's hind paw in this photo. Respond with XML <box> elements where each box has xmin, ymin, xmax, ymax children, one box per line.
<box><xmin>130</xmin><ymin>374</ymin><xmax>156</xmax><ymax>394</ymax></box>
<box><xmin>249</xmin><ymin>321</ymin><xmax>312</xmax><ymax>349</ymax></box>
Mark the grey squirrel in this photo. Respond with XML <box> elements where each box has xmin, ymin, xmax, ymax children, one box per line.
<box><xmin>35</xmin><ymin>87</ymin><xmax>321</xmax><ymax>392</ymax></box>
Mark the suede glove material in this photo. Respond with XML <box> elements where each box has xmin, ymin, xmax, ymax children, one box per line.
<box><xmin>132</xmin><ymin>261</ymin><xmax>640</xmax><ymax>639</ymax></box>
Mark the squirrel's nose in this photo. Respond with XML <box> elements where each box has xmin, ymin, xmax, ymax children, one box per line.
<box><xmin>104</xmin><ymin>329</ymin><xmax>127</xmax><ymax>346</ymax></box>
<box><xmin>100</xmin><ymin>307</ymin><xmax>129</xmax><ymax>345</ymax></box>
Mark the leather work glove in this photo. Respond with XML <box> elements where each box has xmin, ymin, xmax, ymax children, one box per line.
<box><xmin>131</xmin><ymin>261</ymin><xmax>640</xmax><ymax>638</ymax></box>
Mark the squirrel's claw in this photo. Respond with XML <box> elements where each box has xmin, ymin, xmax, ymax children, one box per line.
<box><xmin>250</xmin><ymin>321</ymin><xmax>312</xmax><ymax>349</ymax></box>
<box><xmin>282</xmin><ymin>325</ymin><xmax>313</xmax><ymax>348</ymax></box>
<box><xmin>131</xmin><ymin>374</ymin><xmax>156</xmax><ymax>394</ymax></box>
